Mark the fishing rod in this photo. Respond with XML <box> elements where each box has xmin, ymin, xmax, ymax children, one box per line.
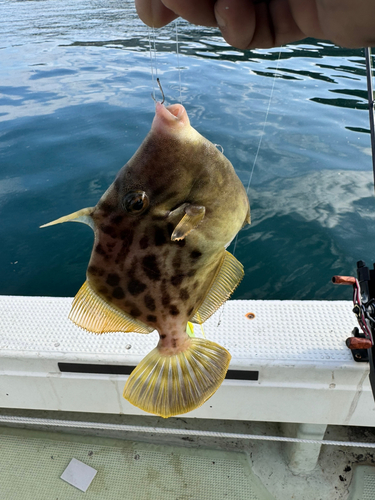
<box><xmin>333</xmin><ymin>263</ymin><xmax>375</xmax><ymax>402</ymax></box>
<box><xmin>331</xmin><ymin>49</ymin><xmax>375</xmax><ymax>402</ymax></box>
<box><xmin>365</xmin><ymin>47</ymin><xmax>375</xmax><ymax>187</ymax></box>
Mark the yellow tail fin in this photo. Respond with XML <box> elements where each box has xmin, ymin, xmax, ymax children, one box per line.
<box><xmin>123</xmin><ymin>338</ymin><xmax>231</xmax><ymax>418</ymax></box>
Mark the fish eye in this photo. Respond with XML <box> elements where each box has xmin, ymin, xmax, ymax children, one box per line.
<box><xmin>122</xmin><ymin>191</ymin><xmax>149</xmax><ymax>214</ymax></box>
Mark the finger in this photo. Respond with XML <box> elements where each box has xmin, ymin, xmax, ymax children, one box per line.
<box><xmin>214</xmin><ymin>0</ymin><xmax>311</xmax><ymax>50</ymax></box>
<box><xmin>162</xmin><ymin>0</ymin><xmax>217</xmax><ymax>27</ymax></box>
<box><xmin>215</xmin><ymin>0</ymin><xmax>275</xmax><ymax>49</ymax></box>
<box><xmin>287</xmin><ymin>0</ymin><xmax>325</xmax><ymax>40</ymax></box>
<box><xmin>135</xmin><ymin>0</ymin><xmax>178</xmax><ymax>27</ymax></box>
<box><xmin>245</xmin><ymin>2</ymin><xmax>275</xmax><ymax>48</ymax></box>
<box><xmin>314</xmin><ymin>0</ymin><xmax>375</xmax><ymax>47</ymax></box>
<box><xmin>214</xmin><ymin>0</ymin><xmax>257</xmax><ymax>49</ymax></box>
<box><xmin>269</xmin><ymin>0</ymin><xmax>305</xmax><ymax>47</ymax></box>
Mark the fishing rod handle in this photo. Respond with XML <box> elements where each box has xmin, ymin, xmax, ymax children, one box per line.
<box><xmin>331</xmin><ymin>275</ymin><xmax>356</xmax><ymax>285</ymax></box>
<box><xmin>346</xmin><ymin>337</ymin><xmax>373</xmax><ymax>350</ymax></box>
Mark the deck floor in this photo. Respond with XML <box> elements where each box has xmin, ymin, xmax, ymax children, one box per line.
<box><xmin>0</xmin><ymin>414</ymin><xmax>375</xmax><ymax>500</ymax></box>
<box><xmin>0</xmin><ymin>426</ymin><xmax>271</xmax><ymax>500</ymax></box>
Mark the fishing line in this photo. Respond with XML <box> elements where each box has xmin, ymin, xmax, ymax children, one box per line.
<box><xmin>175</xmin><ymin>19</ymin><xmax>182</xmax><ymax>104</ymax></box>
<box><xmin>152</xmin><ymin>27</ymin><xmax>158</xmax><ymax>76</ymax></box>
<box><xmin>216</xmin><ymin>49</ymin><xmax>282</xmax><ymax>328</ymax></box>
<box><xmin>365</xmin><ymin>47</ymin><xmax>375</xmax><ymax>190</ymax></box>
<box><xmin>148</xmin><ymin>26</ymin><xmax>158</xmax><ymax>100</ymax></box>
<box><xmin>149</xmin><ymin>22</ymin><xmax>182</xmax><ymax>104</ymax></box>
<box><xmin>232</xmin><ymin>48</ymin><xmax>282</xmax><ymax>258</ymax></box>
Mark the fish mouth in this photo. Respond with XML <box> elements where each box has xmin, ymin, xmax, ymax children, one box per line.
<box><xmin>164</xmin><ymin>103</ymin><xmax>185</xmax><ymax>119</ymax></box>
<box><xmin>153</xmin><ymin>102</ymin><xmax>191</xmax><ymax>134</ymax></box>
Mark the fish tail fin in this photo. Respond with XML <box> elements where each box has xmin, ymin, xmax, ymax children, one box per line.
<box><xmin>123</xmin><ymin>338</ymin><xmax>231</xmax><ymax>418</ymax></box>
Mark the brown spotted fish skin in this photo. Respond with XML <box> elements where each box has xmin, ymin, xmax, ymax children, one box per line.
<box><xmin>42</xmin><ymin>102</ymin><xmax>250</xmax><ymax>417</ymax></box>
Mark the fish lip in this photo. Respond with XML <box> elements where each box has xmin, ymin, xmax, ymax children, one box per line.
<box><xmin>163</xmin><ymin>103</ymin><xmax>185</xmax><ymax>119</ymax></box>
<box><xmin>152</xmin><ymin>102</ymin><xmax>190</xmax><ymax>134</ymax></box>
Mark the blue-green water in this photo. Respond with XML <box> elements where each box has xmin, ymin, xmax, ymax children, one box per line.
<box><xmin>1</xmin><ymin>0</ymin><xmax>375</xmax><ymax>301</ymax></box>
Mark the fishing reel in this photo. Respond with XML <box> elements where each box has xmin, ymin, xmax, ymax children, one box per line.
<box><xmin>333</xmin><ymin>260</ymin><xmax>375</xmax><ymax>401</ymax></box>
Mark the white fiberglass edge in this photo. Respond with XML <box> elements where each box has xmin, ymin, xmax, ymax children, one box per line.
<box><xmin>0</xmin><ymin>295</ymin><xmax>374</xmax><ymax>425</ymax></box>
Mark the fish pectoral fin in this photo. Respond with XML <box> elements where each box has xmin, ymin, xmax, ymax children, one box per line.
<box><xmin>123</xmin><ymin>338</ymin><xmax>231</xmax><ymax>418</ymax></box>
<box><xmin>40</xmin><ymin>207</ymin><xmax>95</xmax><ymax>231</ymax></box>
<box><xmin>191</xmin><ymin>251</ymin><xmax>244</xmax><ymax>324</ymax></box>
<box><xmin>171</xmin><ymin>205</ymin><xmax>205</xmax><ymax>241</ymax></box>
<box><xmin>69</xmin><ymin>281</ymin><xmax>154</xmax><ymax>334</ymax></box>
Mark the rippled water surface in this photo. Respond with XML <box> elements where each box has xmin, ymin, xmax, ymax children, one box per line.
<box><xmin>1</xmin><ymin>0</ymin><xmax>375</xmax><ymax>301</ymax></box>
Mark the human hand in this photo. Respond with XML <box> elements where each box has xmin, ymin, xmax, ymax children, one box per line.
<box><xmin>134</xmin><ymin>0</ymin><xmax>375</xmax><ymax>49</ymax></box>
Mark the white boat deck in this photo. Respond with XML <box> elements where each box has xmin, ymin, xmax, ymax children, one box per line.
<box><xmin>0</xmin><ymin>296</ymin><xmax>373</xmax><ymax>425</ymax></box>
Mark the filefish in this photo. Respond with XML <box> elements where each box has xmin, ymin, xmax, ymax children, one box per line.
<box><xmin>42</xmin><ymin>102</ymin><xmax>250</xmax><ymax>418</ymax></box>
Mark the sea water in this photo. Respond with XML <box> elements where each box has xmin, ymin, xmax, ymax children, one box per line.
<box><xmin>0</xmin><ymin>0</ymin><xmax>374</xmax><ymax>301</ymax></box>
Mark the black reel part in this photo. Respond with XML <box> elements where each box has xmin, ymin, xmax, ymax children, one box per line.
<box><xmin>356</xmin><ymin>260</ymin><xmax>375</xmax><ymax>400</ymax></box>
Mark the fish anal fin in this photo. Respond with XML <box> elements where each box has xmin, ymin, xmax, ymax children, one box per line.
<box><xmin>123</xmin><ymin>338</ymin><xmax>231</xmax><ymax>418</ymax></box>
<box><xmin>40</xmin><ymin>207</ymin><xmax>95</xmax><ymax>230</ymax></box>
<box><xmin>171</xmin><ymin>205</ymin><xmax>205</xmax><ymax>241</ymax></box>
<box><xmin>69</xmin><ymin>281</ymin><xmax>154</xmax><ymax>334</ymax></box>
<box><xmin>191</xmin><ymin>251</ymin><xmax>244</xmax><ymax>324</ymax></box>
<box><xmin>186</xmin><ymin>321</ymin><xmax>195</xmax><ymax>337</ymax></box>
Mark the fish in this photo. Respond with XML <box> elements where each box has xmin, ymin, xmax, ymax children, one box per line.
<box><xmin>41</xmin><ymin>102</ymin><xmax>250</xmax><ymax>418</ymax></box>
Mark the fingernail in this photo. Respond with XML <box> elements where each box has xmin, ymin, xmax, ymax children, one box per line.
<box><xmin>215</xmin><ymin>12</ymin><xmax>226</xmax><ymax>28</ymax></box>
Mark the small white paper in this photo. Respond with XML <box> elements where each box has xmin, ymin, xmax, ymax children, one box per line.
<box><xmin>60</xmin><ymin>458</ymin><xmax>97</xmax><ymax>492</ymax></box>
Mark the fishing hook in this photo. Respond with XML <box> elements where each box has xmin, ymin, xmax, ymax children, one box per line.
<box><xmin>151</xmin><ymin>78</ymin><xmax>165</xmax><ymax>105</ymax></box>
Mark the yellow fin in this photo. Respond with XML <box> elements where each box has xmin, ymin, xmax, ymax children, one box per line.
<box><xmin>191</xmin><ymin>251</ymin><xmax>244</xmax><ymax>324</ymax></box>
<box><xmin>123</xmin><ymin>338</ymin><xmax>231</xmax><ymax>418</ymax></box>
<box><xmin>40</xmin><ymin>207</ymin><xmax>95</xmax><ymax>230</ymax></box>
<box><xmin>195</xmin><ymin>313</ymin><xmax>206</xmax><ymax>338</ymax></box>
<box><xmin>186</xmin><ymin>321</ymin><xmax>195</xmax><ymax>337</ymax></box>
<box><xmin>171</xmin><ymin>205</ymin><xmax>205</xmax><ymax>241</ymax></box>
<box><xmin>188</xmin><ymin>315</ymin><xmax>206</xmax><ymax>338</ymax></box>
<box><xmin>69</xmin><ymin>281</ymin><xmax>154</xmax><ymax>334</ymax></box>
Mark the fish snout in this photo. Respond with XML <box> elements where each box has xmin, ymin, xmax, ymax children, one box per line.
<box><xmin>152</xmin><ymin>102</ymin><xmax>190</xmax><ymax>135</ymax></box>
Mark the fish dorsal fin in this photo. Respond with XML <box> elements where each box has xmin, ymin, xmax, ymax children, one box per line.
<box><xmin>191</xmin><ymin>251</ymin><xmax>244</xmax><ymax>324</ymax></box>
<box><xmin>69</xmin><ymin>281</ymin><xmax>154</xmax><ymax>334</ymax></box>
<box><xmin>40</xmin><ymin>207</ymin><xmax>95</xmax><ymax>231</ymax></box>
<box><xmin>171</xmin><ymin>205</ymin><xmax>205</xmax><ymax>241</ymax></box>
